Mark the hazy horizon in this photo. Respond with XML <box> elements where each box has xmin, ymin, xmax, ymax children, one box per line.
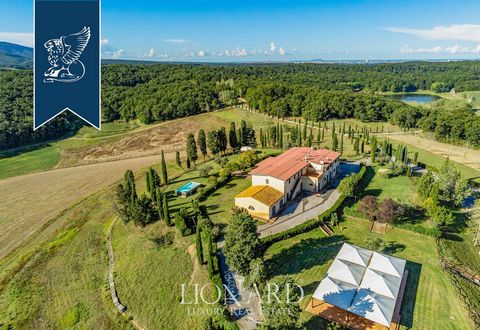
<box><xmin>1</xmin><ymin>0</ymin><xmax>480</xmax><ymax>62</ymax></box>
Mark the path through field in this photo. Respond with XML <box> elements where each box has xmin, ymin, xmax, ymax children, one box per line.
<box><xmin>0</xmin><ymin>155</ymin><xmax>160</xmax><ymax>259</ymax></box>
<box><xmin>387</xmin><ymin>133</ymin><xmax>480</xmax><ymax>170</ymax></box>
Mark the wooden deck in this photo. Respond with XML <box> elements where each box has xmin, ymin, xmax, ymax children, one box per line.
<box><xmin>306</xmin><ymin>299</ymin><xmax>390</xmax><ymax>330</ymax></box>
<box><xmin>306</xmin><ymin>270</ymin><xmax>409</xmax><ymax>330</ymax></box>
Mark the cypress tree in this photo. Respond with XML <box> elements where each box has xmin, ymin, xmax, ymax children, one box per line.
<box><xmin>332</xmin><ymin>132</ymin><xmax>338</xmax><ymax>151</ymax></box>
<box><xmin>279</xmin><ymin>125</ymin><xmax>283</xmax><ymax>148</ymax></box>
<box><xmin>160</xmin><ymin>150</ymin><xmax>168</xmax><ymax>185</ymax></box>
<box><xmin>196</xmin><ymin>224</ymin><xmax>203</xmax><ymax>265</ymax></box>
<box><xmin>156</xmin><ymin>188</ymin><xmax>163</xmax><ymax>220</ymax></box>
<box><xmin>316</xmin><ymin>129</ymin><xmax>321</xmax><ymax>146</ymax></box>
<box><xmin>406</xmin><ymin>166</ymin><xmax>412</xmax><ymax>178</ymax></box>
<box><xmin>124</xmin><ymin>170</ymin><xmax>137</xmax><ymax>213</ymax></box>
<box><xmin>186</xmin><ymin>157</ymin><xmax>191</xmax><ymax>170</ymax></box>
<box><xmin>259</xmin><ymin>128</ymin><xmax>264</xmax><ymax>148</ymax></box>
<box><xmin>186</xmin><ymin>133</ymin><xmax>198</xmax><ymax>164</ymax></box>
<box><xmin>163</xmin><ymin>193</ymin><xmax>171</xmax><ymax>225</ymax></box>
<box><xmin>403</xmin><ymin>146</ymin><xmax>409</xmax><ymax>164</ymax></box>
<box><xmin>429</xmin><ymin>183</ymin><xmax>439</xmax><ymax>205</ymax></box>
<box><xmin>339</xmin><ymin>129</ymin><xmax>344</xmax><ymax>154</ymax></box>
<box><xmin>240</xmin><ymin>120</ymin><xmax>248</xmax><ymax>146</ymax></box>
<box><xmin>176</xmin><ymin>151</ymin><xmax>182</xmax><ymax>168</ymax></box>
<box><xmin>145</xmin><ymin>169</ymin><xmax>152</xmax><ymax>193</ymax></box>
<box><xmin>276</xmin><ymin>121</ymin><xmax>280</xmax><ymax>146</ymax></box>
<box><xmin>354</xmin><ymin>136</ymin><xmax>360</xmax><ymax>155</ymax></box>
<box><xmin>229</xmin><ymin>122</ymin><xmax>238</xmax><ymax>150</ymax></box>
<box><xmin>148</xmin><ymin>167</ymin><xmax>157</xmax><ymax>201</ymax></box>
<box><xmin>303</xmin><ymin>118</ymin><xmax>307</xmax><ymax>140</ymax></box>
<box><xmin>237</xmin><ymin>128</ymin><xmax>243</xmax><ymax>147</ymax></box>
<box><xmin>205</xmin><ymin>229</ymin><xmax>214</xmax><ymax>276</ymax></box>
<box><xmin>371</xmin><ymin>136</ymin><xmax>377</xmax><ymax>163</ymax></box>
<box><xmin>198</xmin><ymin>129</ymin><xmax>207</xmax><ymax>160</ymax></box>
<box><xmin>361</xmin><ymin>140</ymin><xmax>365</xmax><ymax>154</ymax></box>
<box><xmin>297</xmin><ymin>125</ymin><xmax>302</xmax><ymax>146</ymax></box>
<box><xmin>218</xmin><ymin>127</ymin><xmax>228</xmax><ymax>155</ymax></box>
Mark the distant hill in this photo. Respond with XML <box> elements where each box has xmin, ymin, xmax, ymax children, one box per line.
<box><xmin>0</xmin><ymin>42</ymin><xmax>33</xmax><ymax>68</ymax></box>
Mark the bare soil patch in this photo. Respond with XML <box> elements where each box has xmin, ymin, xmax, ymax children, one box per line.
<box><xmin>58</xmin><ymin>113</ymin><xmax>226</xmax><ymax>167</ymax></box>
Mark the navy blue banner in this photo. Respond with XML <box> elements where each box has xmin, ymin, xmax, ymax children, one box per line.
<box><xmin>34</xmin><ymin>0</ymin><xmax>101</xmax><ymax>130</ymax></box>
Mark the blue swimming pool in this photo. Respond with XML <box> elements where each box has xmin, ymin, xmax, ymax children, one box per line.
<box><xmin>330</xmin><ymin>162</ymin><xmax>361</xmax><ymax>188</ymax></box>
<box><xmin>175</xmin><ymin>181</ymin><xmax>202</xmax><ymax>196</ymax></box>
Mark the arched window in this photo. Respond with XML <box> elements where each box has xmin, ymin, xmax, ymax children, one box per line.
<box><xmin>248</xmin><ymin>205</ymin><xmax>255</xmax><ymax>210</ymax></box>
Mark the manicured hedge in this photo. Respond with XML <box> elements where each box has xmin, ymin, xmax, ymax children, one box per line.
<box><xmin>394</xmin><ymin>223</ymin><xmax>441</xmax><ymax>238</ymax></box>
<box><xmin>262</xmin><ymin>165</ymin><xmax>367</xmax><ymax>247</ymax></box>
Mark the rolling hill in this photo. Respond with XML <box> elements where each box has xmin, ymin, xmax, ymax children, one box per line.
<box><xmin>0</xmin><ymin>41</ymin><xmax>32</xmax><ymax>68</ymax></box>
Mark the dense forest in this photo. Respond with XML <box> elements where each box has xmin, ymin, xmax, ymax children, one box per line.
<box><xmin>1</xmin><ymin>61</ymin><xmax>480</xmax><ymax>150</ymax></box>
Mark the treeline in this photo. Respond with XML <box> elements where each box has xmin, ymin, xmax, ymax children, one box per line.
<box><xmin>245</xmin><ymin>85</ymin><xmax>411</xmax><ymax>121</ymax></box>
<box><xmin>2</xmin><ymin>61</ymin><xmax>480</xmax><ymax>150</ymax></box>
<box><xmin>0</xmin><ymin>70</ymin><xmax>81</xmax><ymax>150</ymax></box>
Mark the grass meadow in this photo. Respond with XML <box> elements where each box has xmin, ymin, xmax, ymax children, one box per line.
<box><xmin>0</xmin><ymin>144</ymin><xmax>59</xmax><ymax>180</ymax></box>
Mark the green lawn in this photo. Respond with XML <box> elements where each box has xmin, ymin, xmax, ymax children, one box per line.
<box><xmin>0</xmin><ymin>145</ymin><xmax>59</xmax><ymax>180</ymax></box>
<box><xmin>264</xmin><ymin>217</ymin><xmax>474</xmax><ymax>330</ymax></box>
<box><xmin>362</xmin><ymin>166</ymin><xmax>415</xmax><ymax>203</ymax></box>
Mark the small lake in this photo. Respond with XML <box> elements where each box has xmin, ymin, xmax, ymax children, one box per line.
<box><xmin>390</xmin><ymin>94</ymin><xmax>441</xmax><ymax>104</ymax></box>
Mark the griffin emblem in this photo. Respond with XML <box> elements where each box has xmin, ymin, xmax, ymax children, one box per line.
<box><xmin>43</xmin><ymin>27</ymin><xmax>91</xmax><ymax>83</ymax></box>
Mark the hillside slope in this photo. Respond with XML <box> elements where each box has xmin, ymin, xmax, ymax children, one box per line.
<box><xmin>0</xmin><ymin>42</ymin><xmax>32</xmax><ymax>68</ymax></box>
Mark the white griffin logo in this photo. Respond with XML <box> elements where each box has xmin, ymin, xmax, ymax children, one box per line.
<box><xmin>43</xmin><ymin>27</ymin><xmax>91</xmax><ymax>83</ymax></box>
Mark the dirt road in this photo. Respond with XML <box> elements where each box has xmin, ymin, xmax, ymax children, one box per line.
<box><xmin>0</xmin><ymin>155</ymin><xmax>161</xmax><ymax>259</ymax></box>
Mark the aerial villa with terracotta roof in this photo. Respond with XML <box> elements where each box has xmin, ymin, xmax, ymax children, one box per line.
<box><xmin>235</xmin><ymin>147</ymin><xmax>341</xmax><ymax>220</ymax></box>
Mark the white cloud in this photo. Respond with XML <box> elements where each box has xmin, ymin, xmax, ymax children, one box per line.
<box><xmin>0</xmin><ymin>32</ymin><xmax>33</xmax><ymax>47</ymax></box>
<box><xmin>385</xmin><ymin>24</ymin><xmax>480</xmax><ymax>42</ymax></box>
<box><xmin>400</xmin><ymin>43</ymin><xmax>480</xmax><ymax>54</ymax></box>
<box><xmin>270</xmin><ymin>42</ymin><xmax>277</xmax><ymax>52</ymax></box>
<box><xmin>106</xmin><ymin>49</ymin><xmax>124</xmax><ymax>59</ymax></box>
<box><xmin>198</xmin><ymin>50</ymin><xmax>206</xmax><ymax>57</ymax></box>
<box><xmin>101</xmin><ymin>38</ymin><xmax>109</xmax><ymax>46</ymax></box>
<box><xmin>279</xmin><ymin>47</ymin><xmax>286</xmax><ymax>55</ymax></box>
<box><xmin>163</xmin><ymin>38</ymin><xmax>192</xmax><ymax>44</ymax></box>
<box><xmin>145</xmin><ymin>47</ymin><xmax>155</xmax><ymax>57</ymax></box>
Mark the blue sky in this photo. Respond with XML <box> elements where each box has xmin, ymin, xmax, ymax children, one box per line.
<box><xmin>1</xmin><ymin>0</ymin><xmax>480</xmax><ymax>61</ymax></box>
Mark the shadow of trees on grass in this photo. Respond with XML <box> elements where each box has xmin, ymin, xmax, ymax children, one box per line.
<box><xmin>266</xmin><ymin>235</ymin><xmax>347</xmax><ymax>278</ymax></box>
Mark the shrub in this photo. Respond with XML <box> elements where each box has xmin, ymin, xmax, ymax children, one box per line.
<box><xmin>175</xmin><ymin>208</ymin><xmax>192</xmax><ymax>236</ymax></box>
<box><xmin>358</xmin><ymin>195</ymin><xmax>379</xmax><ymax>221</ymax></box>
<box><xmin>219</xmin><ymin>168</ymin><xmax>232</xmax><ymax>181</ymax></box>
<box><xmin>149</xmin><ymin>232</ymin><xmax>175</xmax><ymax>248</ymax></box>
<box><xmin>236</xmin><ymin>150</ymin><xmax>258</xmax><ymax>170</ymax></box>
<box><xmin>199</xmin><ymin>164</ymin><xmax>214</xmax><ymax>177</ymax></box>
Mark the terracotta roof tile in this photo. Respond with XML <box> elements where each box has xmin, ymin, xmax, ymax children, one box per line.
<box><xmin>250</xmin><ymin>148</ymin><xmax>340</xmax><ymax>181</ymax></box>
